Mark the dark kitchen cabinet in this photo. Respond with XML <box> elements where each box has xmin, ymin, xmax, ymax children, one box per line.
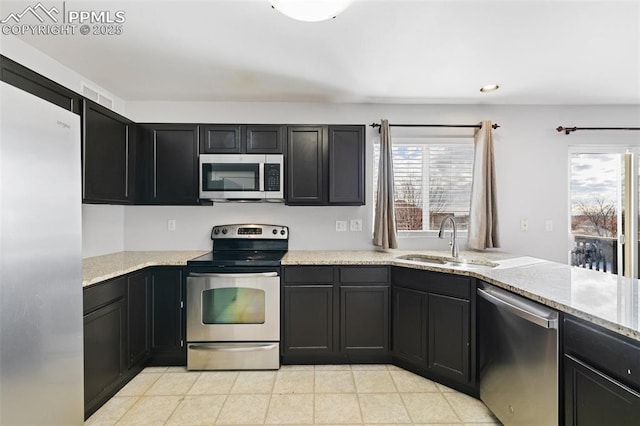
<box><xmin>286</xmin><ymin>125</ymin><xmax>365</xmax><ymax>206</ymax></box>
<box><xmin>148</xmin><ymin>268</ymin><xmax>185</xmax><ymax>365</ymax></box>
<box><xmin>428</xmin><ymin>293</ymin><xmax>470</xmax><ymax>382</ymax></box>
<box><xmin>283</xmin><ymin>285</ymin><xmax>335</xmax><ymax>357</ymax></box>
<box><xmin>340</xmin><ymin>285</ymin><xmax>389</xmax><ymax>358</ymax></box>
<box><xmin>127</xmin><ymin>271</ymin><xmax>149</xmax><ymax>368</ymax></box>
<box><xmin>328</xmin><ymin>125</ymin><xmax>365</xmax><ymax>205</ymax></box>
<box><xmin>339</xmin><ymin>266</ymin><xmax>390</xmax><ymax>360</ymax></box>
<box><xmin>392</xmin><ymin>287</ymin><xmax>428</xmax><ymax>365</ymax></box>
<box><xmin>282</xmin><ymin>266</ymin><xmax>335</xmax><ymax>361</ymax></box>
<box><xmin>286</xmin><ymin>126</ymin><xmax>327</xmax><ymax>205</ymax></box>
<box><xmin>83</xmin><ymin>99</ymin><xmax>136</xmax><ymax>204</ymax></box>
<box><xmin>138</xmin><ymin>124</ymin><xmax>199</xmax><ymax>205</ymax></box>
<box><xmin>1</xmin><ymin>55</ymin><xmax>81</xmax><ymax>113</ymax></box>
<box><xmin>83</xmin><ymin>276</ymin><xmax>128</xmax><ymax>419</ymax></box>
<box><xmin>563</xmin><ymin>316</ymin><xmax>640</xmax><ymax>425</ymax></box>
<box><xmin>200</xmin><ymin>124</ymin><xmax>284</xmax><ymax>154</ymax></box>
<box><xmin>391</xmin><ymin>267</ymin><xmax>475</xmax><ymax>395</ymax></box>
<box><xmin>282</xmin><ymin>265</ymin><xmax>390</xmax><ymax>364</ymax></box>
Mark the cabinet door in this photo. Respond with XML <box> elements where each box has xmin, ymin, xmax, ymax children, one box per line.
<box><xmin>145</xmin><ymin>124</ymin><xmax>198</xmax><ymax>204</ymax></box>
<box><xmin>428</xmin><ymin>293</ymin><xmax>470</xmax><ymax>383</ymax></box>
<box><xmin>328</xmin><ymin>125</ymin><xmax>365</xmax><ymax>205</ymax></box>
<box><xmin>282</xmin><ymin>286</ymin><xmax>334</xmax><ymax>355</ymax></box>
<box><xmin>127</xmin><ymin>272</ymin><xmax>149</xmax><ymax>368</ymax></box>
<box><xmin>83</xmin><ymin>99</ymin><xmax>134</xmax><ymax>204</ymax></box>
<box><xmin>200</xmin><ymin>125</ymin><xmax>242</xmax><ymax>153</ymax></box>
<box><xmin>340</xmin><ymin>286</ymin><xmax>389</xmax><ymax>358</ymax></box>
<box><xmin>83</xmin><ymin>298</ymin><xmax>127</xmax><ymax>415</ymax></box>
<box><xmin>564</xmin><ymin>355</ymin><xmax>640</xmax><ymax>425</ymax></box>
<box><xmin>286</xmin><ymin>126</ymin><xmax>327</xmax><ymax>205</ymax></box>
<box><xmin>245</xmin><ymin>125</ymin><xmax>284</xmax><ymax>153</ymax></box>
<box><xmin>149</xmin><ymin>268</ymin><xmax>185</xmax><ymax>365</ymax></box>
<box><xmin>392</xmin><ymin>287</ymin><xmax>428</xmax><ymax>365</ymax></box>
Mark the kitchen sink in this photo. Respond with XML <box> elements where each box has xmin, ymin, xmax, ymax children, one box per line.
<box><xmin>395</xmin><ymin>254</ymin><xmax>499</xmax><ymax>269</ymax></box>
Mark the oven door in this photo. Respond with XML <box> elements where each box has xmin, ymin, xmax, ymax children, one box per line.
<box><xmin>186</xmin><ymin>271</ymin><xmax>280</xmax><ymax>342</ymax></box>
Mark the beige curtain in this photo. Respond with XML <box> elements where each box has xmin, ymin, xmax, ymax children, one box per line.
<box><xmin>373</xmin><ymin>119</ymin><xmax>398</xmax><ymax>249</ymax></box>
<box><xmin>468</xmin><ymin>121</ymin><xmax>500</xmax><ymax>249</ymax></box>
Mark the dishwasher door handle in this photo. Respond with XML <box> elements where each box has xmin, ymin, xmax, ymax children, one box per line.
<box><xmin>477</xmin><ymin>288</ymin><xmax>558</xmax><ymax>329</ymax></box>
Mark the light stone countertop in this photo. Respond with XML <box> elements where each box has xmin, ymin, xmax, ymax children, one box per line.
<box><xmin>83</xmin><ymin>249</ymin><xmax>640</xmax><ymax>342</ymax></box>
<box><xmin>82</xmin><ymin>250</ymin><xmax>208</xmax><ymax>287</ymax></box>
<box><xmin>283</xmin><ymin>250</ymin><xmax>640</xmax><ymax>342</ymax></box>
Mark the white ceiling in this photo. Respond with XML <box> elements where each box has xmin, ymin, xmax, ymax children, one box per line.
<box><xmin>5</xmin><ymin>0</ymin><xmax>640</xmax><ymax>104</ymax></box>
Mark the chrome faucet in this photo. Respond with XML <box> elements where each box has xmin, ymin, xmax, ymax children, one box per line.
<box><xmin>438</xmin><ymin>215</ymin><xmax>458</xmax><ymax>258</ymax></box>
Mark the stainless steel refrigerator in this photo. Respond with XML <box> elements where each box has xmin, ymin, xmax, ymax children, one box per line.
<box><xmin>0</xmin><ymin>81</ymin><xmax>84</xmax><ymax>424</ymax></box>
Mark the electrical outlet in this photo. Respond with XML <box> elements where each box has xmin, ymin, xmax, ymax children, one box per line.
<box><xmin>520</xmin><ymin>218</ymin><xmax>528</xmax><ymax>232</ymax></box>
<box><xmin>545</xmin><ymin>219</ymin><xmax>553</xmax><ymax>232</ymax></box>
<box><xmin>167</xmin><ymin>219</ymin><xmax>176</xmax><ymax>231</ymax></box>
<box><xmin>350</xmin><ymin>219</ymin><xmax>363</xmax><ymax>232</ymax></box>
<box><xmin>335</xmin><ymin>220</ymin><xmax>347</xmax><ymax>232</ymax></box>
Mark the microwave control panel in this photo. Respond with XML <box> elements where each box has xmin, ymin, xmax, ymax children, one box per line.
<box><xmin>264</xmin><ymin>163</ymin><xmax>281</xmax><ymax>191</ymax></box>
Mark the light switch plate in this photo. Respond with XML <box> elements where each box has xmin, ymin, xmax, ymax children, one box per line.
<box><xmin>336</xmin><ymin>220</ymin><xmax>347</xmax><ymax>232</ymax></box>
<box><xmin>167</xmin><ymin>219</ymin><xmax>176</xmax><ymax>231</ymax></box>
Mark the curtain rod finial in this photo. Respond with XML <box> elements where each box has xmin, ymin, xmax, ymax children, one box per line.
<box><xmin>557</xmin><ymin>126</ymin><xmax>576</xmax><ymax>135</ymax></box>
<box><xmin>491</xmin><ymin>123</ymin><xmax>500</xmax><ymax>130</ymax></box>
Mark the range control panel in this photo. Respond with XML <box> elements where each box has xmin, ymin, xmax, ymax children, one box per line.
<box><xmin>211</xmin><ymin>224</ymin><xmax>288</xmax><ymax>240</ymax></box>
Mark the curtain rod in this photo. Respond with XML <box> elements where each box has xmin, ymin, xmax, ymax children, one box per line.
<box><xmin>369</xmin><ymin>122</ymin><xmax>500</xmax><ymax>132</ymax></box>
<box><xmin>557</xmin><ymin>126</ymin><xmax>640</xmax><ymax>135</ymax></box>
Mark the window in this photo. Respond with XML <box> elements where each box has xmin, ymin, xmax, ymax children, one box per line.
<box><xmin>373</xmin><ymin>139</ymin><xmax>474</xmax><ymax>232</ymax></box>
<box><xmin>568</xmin><ymin>147</ymin><xmax>640</xmax><ymax>277</ymax></box>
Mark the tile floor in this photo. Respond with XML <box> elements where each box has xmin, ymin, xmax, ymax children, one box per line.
<box><xmin>85</xmin><ymin>364</ymin><xmax>501</xmax><ymax>425</ymax></box>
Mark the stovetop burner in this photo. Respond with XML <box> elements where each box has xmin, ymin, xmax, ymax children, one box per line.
<box><xmin>187</xmin><ymin>224</ymin><xmax>289</xmax><ymax>267</ymax></box>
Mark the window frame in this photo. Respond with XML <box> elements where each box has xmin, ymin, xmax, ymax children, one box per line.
<box><xmin>373</xmin><ymin>136</ymin><xmax>475</xmax><ymax>238</ymax></box>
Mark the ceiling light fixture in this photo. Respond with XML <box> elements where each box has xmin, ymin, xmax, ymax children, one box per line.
<box><xmin>480</xmin><ymin>84</ymin><xmax>500</xmax><ymax>93</ymax></box>
<box><xmin>270</xmin><ymin>0</ymin><xmax>353</xmax><ymax>22</ymax></box>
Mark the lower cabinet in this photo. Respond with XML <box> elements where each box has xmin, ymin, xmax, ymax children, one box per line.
<box><xmin>83</xmin><ymin>267</ymin><xmax>185</xmax><ymax>419</ymax></box>
<box><xmin>149</xmin><ymin>268</ymin><xmax>185</xmax><ymax>365</ymax></box>
<box><xmin>83</xmin><ymin>275</ymin><xmax>138</xmax><ymax>419</ymax></box>
<box><xmin>281</xmin><ymin>265</ymin><xmax>390</xmax><ymax>364</ymax></box>
<box><xmin>563</xmin><ymin>316</ymin><xmax>640</xmax><ymax>425</ymax></box>
<box><xmin>391</xmin><ymin>267</ymin><xmax>475</xmax><ymax>395</ymax></box>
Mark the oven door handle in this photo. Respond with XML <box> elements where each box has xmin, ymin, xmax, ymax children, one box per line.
<box><xmin>188</xmin><ymin>343</ymin><xmax>278</xmax><ymax>352</ymax></box>
<box><xmin>188</xmin><ymin>272</ymin><xmax>279</xmax><ymax>278</ymax></box>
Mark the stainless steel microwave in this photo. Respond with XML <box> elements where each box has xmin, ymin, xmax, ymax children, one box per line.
<box><xmin>199</xmin><ymin>154</ymin><xmax>284</xmax><ymax>201</ymax></box>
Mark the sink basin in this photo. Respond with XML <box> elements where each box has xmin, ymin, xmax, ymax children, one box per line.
<box><xmin>396</xmin><ymin>254</ymin><xmax>499</xmax><ymax>269</ymax></box>
<box><xmin>396</xmin><ymin>254</ymin><xmax>448</xmax><ymax>265</ymax></box>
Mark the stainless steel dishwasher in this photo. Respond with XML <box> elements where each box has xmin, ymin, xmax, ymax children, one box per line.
<box><xmin>477</xmin><ymin>283</ymin><xmax>559</xmax><ymax>425</ymax></box>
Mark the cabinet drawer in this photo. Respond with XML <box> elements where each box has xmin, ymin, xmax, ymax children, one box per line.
<box><xmin>392</xmin><ymin>267</ymin><xmax>471</xmax><ymax>299</ymax></box>
<box><xmin>283</xmin><ymin>266</ymin><xmax>334</xmax><ymax>284</ymax></box>
<box><xmin>339</xmin><ymin>266</ymin><xmax>389</xmax><ymax>285</ymax></box>
<box><xmin>564</xmin><ymin>317</ymin><xmax>640</xmax><ymax>390</ymax></box>
<box><xmin>84</xmin><ymin>276</ymin><xmax>127</xmax><ymax>315</ymax></box>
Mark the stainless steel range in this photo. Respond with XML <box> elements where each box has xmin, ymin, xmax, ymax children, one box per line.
<box><xmin>186</xmin><ymin>224</ymin><xmax>288</xmax><ymax>370</ymax></box>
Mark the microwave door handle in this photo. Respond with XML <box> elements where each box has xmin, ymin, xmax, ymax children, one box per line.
<box><xmin>259</xmin><ymin>163</ymin><xmax>265</xmax><ymax>191</ymax></box>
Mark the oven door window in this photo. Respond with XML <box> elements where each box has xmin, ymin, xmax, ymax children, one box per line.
<box><xmin>202</xmin><ymin>163</ymin><xmax>260</xmax><ymax>192</ymax></box>
<box><xmin>202</xmin><ymin>287</ymin><xmax>265</xmax><ymax>324</ymax></box>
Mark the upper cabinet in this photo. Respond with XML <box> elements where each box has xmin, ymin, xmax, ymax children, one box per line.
<box><xmin>82</xmin><ymin>99</ymin><xmax>136</xmax><ymax>204</ymax></box>
<box><xmin>138</xmin><ymin>124</ymin><xmax>199</xmax><ymax>205</ymax></box>
<box><xmin>200</xmin><ymin>125</ymin><xmax>284</xmax><ymax>154</ymax></box>
<box><xmin>286</xmin><ymin>126</ymin><xmax>327</xmax><ymax>205</ymax></box>
<box><xmin>1</xmin><ymin>55</ymin><xmax>81</xmax><ymax>114</ymax></box>
<box><xmin>286</xmin><ymin>125</ymin><xmax>365</xmax><ymax>206</ymax></box>
<box><xmin>328</xmin><ymin>125</ymin><xmax>365</xmax><ymax>205</ymax></box>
